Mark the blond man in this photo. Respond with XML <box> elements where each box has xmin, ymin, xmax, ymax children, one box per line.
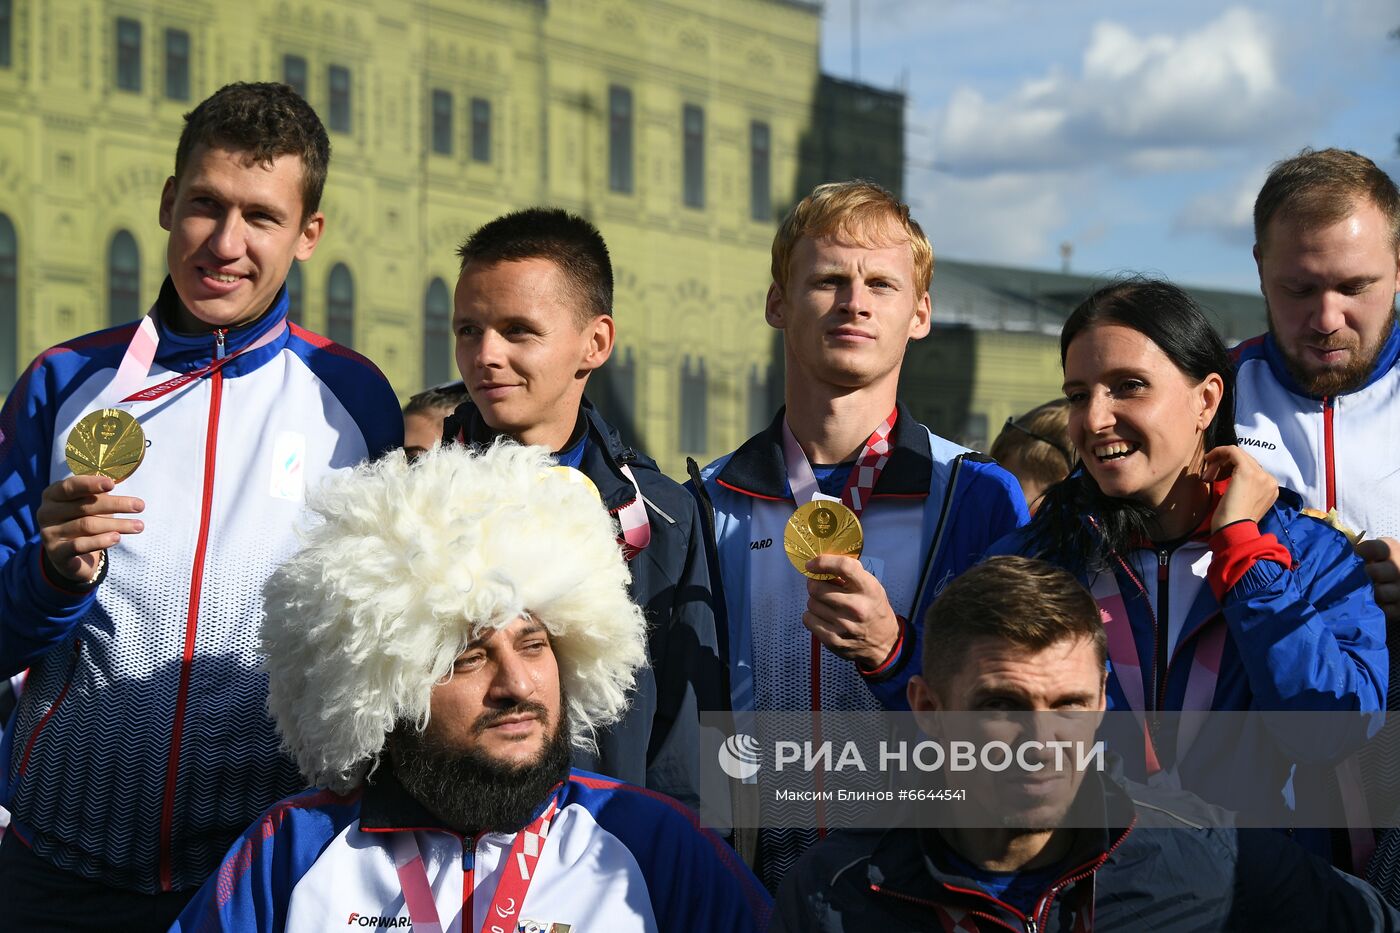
<box><xmin>690</xmin><ymin>181</ymin><xmax>1027</xmax><ymax>888</ymax></box>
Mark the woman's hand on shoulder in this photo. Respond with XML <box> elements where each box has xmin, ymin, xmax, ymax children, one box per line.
<box><xmin>1203</xmin><ymin>445</ymin><xmax>1279</xmax><ymax>533</ymax></box>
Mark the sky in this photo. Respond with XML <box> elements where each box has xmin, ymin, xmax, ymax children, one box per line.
<box><xmin>818</xmin><ymin>0</ymin><xmax>1400</xmax><ymax>292</ymax></box>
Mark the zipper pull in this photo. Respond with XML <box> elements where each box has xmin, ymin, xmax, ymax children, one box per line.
<box><xmin>1157</xmin><ymin>548</ymin><xmax>1169</xmax><ymax>579</ymax></box>
<box><xmin>1026</xmin><ymin>918</ymin><xmax>1039</xmax><ymax>933</ymax></box>
<box><xmin>214</xmin><ymin>328</ymin><xmax>227</xmax><ymax>360</ymax></box>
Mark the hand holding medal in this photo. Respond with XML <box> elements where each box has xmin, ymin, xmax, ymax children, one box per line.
<box><xmin>37</xmin><ymin>409</ymin><xmax>148</xmax><ymax>584</ymax></box>
<box><xmin>781</xmin><ymin>414</ymin><xmax>902</xmax><ymax>670</ymax></box>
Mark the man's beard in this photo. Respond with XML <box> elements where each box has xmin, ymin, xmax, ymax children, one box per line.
<box><xmin>389</xmin><ymin>701</ymin><xmax>573</xmax><ymax>836</ymax></box>
<box><xmin>1268</xmin><ymin>298</ymin><xmax>1397</xmax><ymax>397</ymax></box>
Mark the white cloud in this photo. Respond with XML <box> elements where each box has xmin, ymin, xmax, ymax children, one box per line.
<box><xmin>913</xmin><ymin>171</ymin><xmax>1071</xmax><ymax>266</ymax></box>
<box><xmin>1173</xmin><ymin>165</ymin><xmax>1269</xmax><ymax>243</ymax></box>
<box><xmin>933</xmin><ymin>7</ymin><xmax>1300</xmax><ymax>177</ymax></box>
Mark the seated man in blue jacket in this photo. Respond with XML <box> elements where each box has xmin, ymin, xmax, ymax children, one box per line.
<box><xmin>174</xmin><ymin>443</ymin><xmax>770</xmax><ymax>933</ymax></box>
<box><xmin>442</xmin><ymin>208</ymin><xmax>722</xmax><ymax>811</ymax></box>
<box><xmin>690</xmin><ymin>180</ymin><xmax>1027</xmax><ymax>886</ymax></box>
<box><xmin>776</xmin><ymin>556</ymin><xmax>1400</xmax><ymax>931</ymax></box>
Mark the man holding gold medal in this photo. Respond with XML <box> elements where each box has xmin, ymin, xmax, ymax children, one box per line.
<box><xmin>0</xmin><ymin>83</ymin><xmax>401</xmax><ymax>929</ymax></box>
<box><xmin>692</xmin><ymin>181</ymin><xmax>1028</xmax><ymax>888</ymax></box>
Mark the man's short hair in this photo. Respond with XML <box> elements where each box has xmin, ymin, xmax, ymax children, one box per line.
<box><xmin>456</xmin><ymin>208</ymin><xmax>613</xmax><ymax>325</ymax></box>
<box><xmin>770</xmin><ymin>180</ymin><xmax>933</xmax><ymax>295</ymax></box>
<box><xmin>1254</xmin><ymin>147</ymin><xmax>1400</xmax><ymax>252</ymax></box>
<box><xmin>989</xmin><ymin>399</ymin><xmax>1074</xmax><ymax>491</ymax></box>
<box><xmin>403</xmin><ymin>381</ymin><xmax>470</xmax><ymax>418</ymax></box>
<box><xmin>921</xmin><ymin>556</ymin><xmax>1107</xmax><ymax>689</ymax></box>
<box><xmin>174</xmin><ymin>82</ymin><xmax>331</xmax><ymax>220</ymax></box>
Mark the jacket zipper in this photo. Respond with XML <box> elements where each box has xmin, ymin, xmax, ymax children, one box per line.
<box><xmin>158</xmin><ymin>328</ymin><xmax>226</xmax><ymax>891</ymax></box>
<box><xmin>1030</xmin><ymin>817</ymin><xmax>1137</xmax><ymax>931</ymax></box>
<box><xmin>1153</xmin><ymin>548</ymin><xmax>1171</xmax><ymax>732</ymax></box>
<box><xmin>462</xmin><ymin>834</ymin><xmax>476</xmax><ymax>926</ymax></box>
<box><xmin>1322</xmin><ymin>397</ymin><xmax>1336</xmax><ymax>511</ymax></box>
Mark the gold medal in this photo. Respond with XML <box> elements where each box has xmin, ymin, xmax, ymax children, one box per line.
<box><xmin>784</xmin><ymin>500</ymin><xmax>863</xmax><ymax>580</ymax></box>
<box><xmin>547</xmin><ymin>465</ymin><xmax>602</xmax><ymax>502</ymax></box>
<box><xmin>65</xmin><ymin>408</ymin><xmax>146</xmax><ymax>482</ymax></box>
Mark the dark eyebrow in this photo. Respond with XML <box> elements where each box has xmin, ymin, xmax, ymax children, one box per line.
<box><xmin>516</xmin><ymin>619</ymin><xmax>548</xmax><ymax>639</ymax></box>
<box><xmin>184</xmin><ymin>184</ymin><xmax>288</xmax><ymax>220</ymax></box>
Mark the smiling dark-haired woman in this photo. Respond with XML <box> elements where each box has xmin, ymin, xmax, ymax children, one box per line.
<box><xmin>985</xmin><ymin>278</ymin><xmax>1387</xmax><ymax>865</ymax></box>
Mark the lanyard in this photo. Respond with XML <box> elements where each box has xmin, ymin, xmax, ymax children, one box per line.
<box><xmin>780</xmin><ymin>407</ymin><xmax>897</xmax><ymax>515</ymax></box>
<box><xmin>614</xmin><ymin>465</ymin><xmax>651</xmax><ymax>559</ymax></box>
<box><xmin>110</xmin><ymin>310</ymin><xmax>288</xmax><ymax>405</ymax></box>
<box><xmin>392</xmin><ymin>798</ymin><xmax>558</xmax><ymax>933</ymax></box>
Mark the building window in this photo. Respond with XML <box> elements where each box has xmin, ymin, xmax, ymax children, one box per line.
<box><xmin>116</xmin><ymin>18</ymin><xmax>142</xmax><ymax>92</ymax></box>
<box><xmin>285</xmin><ymin>262</ymin><xmax>303</xmax><ymax>325</ymax></box>
<box><xmin>327</xmin><ymin>263</ymin><xmax>354</xmax><ymax>347</ymax></box>
<box><xmin>328</xmin><ymin>65</ymin><xmax>351</xmax><ymax>134</ymax></box>
<box><xmin>748</xmin><ymin>362</ymin><xmax>777</xmax><ymax>436</ymax></box>
<box><xmin>0</xmin><ymin>0</ymin><xmax>13</xmax><ymax>70</ymax></box>
<box><xmin>683</xmin><ymin>104</ymin><xmax>705</xmax><ymax>209</ymax></box>
<box><xmin>283</xmin><ymin>54</ymin><xmax>308</xmax><ymax>99</ymax></box>
<box><xmin>422</xmin><ymin>278</ymin><xmax>452</xmax><ymax>385</ymax></box>
<box><xmin>164</xmin><ymin>29</ymin><xmax>190</xmax><ymax>102</ymax></box>
<box><xmin>750</xmin><ymin>120</ymin><xmax>772</xmax><ymax>222</ymax></box>
<box><xmin>108</xmin><ymin>231</ymin><xmax>141</xmax><ymax>327</ymax></box>
<box><xmin>0</xmin><ymin>214</ymin><xmax>15</xmax><ymax>389</ymax></box>
<box><xmin>679</xmin><ymin>355</ymin><xmax>708</xmax><ymax>452</ymax></box>
<box><xmin>431</xmin><ymin>89</ymin><xmax>453</xmax><ymax>155</ymax></box>
<box><xmin>591</xmin><ymin>346</ymin><xmax>638</xmax><ymax>445</ymax></box>
<box><xmin>470</xmin><ymin>97</ymin><xmax>491</xmax><ymax>163</ymax></box>
<box><xmin>608</xmin><ymin>85</ymin><xmax>633</xmax><ymax>194</ymax></box>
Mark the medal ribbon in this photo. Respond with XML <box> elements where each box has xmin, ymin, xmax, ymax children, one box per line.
<box><xmin>392</xmin><ymin>798</ymin><xmax>558</xmax><ymax>933</ymax></box>
<box><xmin>780</xmin><ymin>407</ymin><xmax>897</xmax><ymax>516</ymax></box>
<box><xmin>113</xmin><ymin>313</ymin><xmax>288</xmax><ymax>405</ymax></box>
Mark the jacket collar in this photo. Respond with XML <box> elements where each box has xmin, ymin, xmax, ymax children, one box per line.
<box><xmin>1260</xmin><ymin>323</ymin><xmax>1400</xmax><ymax>399</ymax></box>
<box><xmin>714</xmin><ymin>401</ymin><xmax>932</xmax><ymax>501</ymax></box>
<box><xmin>150</xmin><ymin>276</ymin><xmax>291</xmax><ymax>374</ymax></box>
<box><xmin>869</xmin><ymin>770</ymin><xmax>1133</xmax><ymax>915</ymax></box>
<box><xmin>453</xmin><ymin>396</ymin><xmax>653</xmax><ymax>514</ymax></box>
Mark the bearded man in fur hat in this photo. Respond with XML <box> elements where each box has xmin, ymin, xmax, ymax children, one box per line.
<box><xmin>173</xmin><ymin>443</ymin><xmax>770</xmax><ymax>932</ymax></box>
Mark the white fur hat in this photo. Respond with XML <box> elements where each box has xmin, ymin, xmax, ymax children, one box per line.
<box><xmin>261</xmin><ymin>441</ymin><xmax>647</xmax><ymax>792</ymax></box>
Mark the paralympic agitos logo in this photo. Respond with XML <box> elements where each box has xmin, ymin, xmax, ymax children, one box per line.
<box><xmin>347</xmin><ymin>914</ymin><xmax>411</xmax><ymax>928</ymax></box>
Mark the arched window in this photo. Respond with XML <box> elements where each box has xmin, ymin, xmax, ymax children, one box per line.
<box><xmin>0</xmin><ymin>213</ymin><xmax>16</xmax><ymax>389</ymax></box>
<box><xmin>108</xmin><ymin>230</ymin><xmax>141</xmax><ymax>327</ymax></box>
<box><xmin>286</xmin><ymin>262</ymin><xmax>303</xmax><ymax>325</ymax></box>
<box><xmin>422</xmin><ymin>277</ymin><xmax>452</xmax><ymax>386</ymax></box>
<box><xmin>327</xmin><ymin>263</ymin><xmax>354</xmax><ymax>347</ymax></box>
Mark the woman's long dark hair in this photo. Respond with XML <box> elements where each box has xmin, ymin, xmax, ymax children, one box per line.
<box><xmin>1025</xmin><ymin>278</ymin><xmax>1237</xmax><ymax>571</ymax></box>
